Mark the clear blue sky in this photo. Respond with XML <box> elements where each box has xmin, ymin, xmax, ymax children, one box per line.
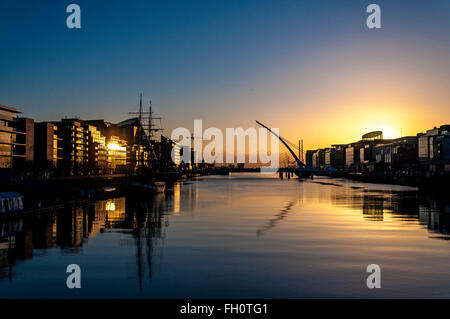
<box><xmin>0</xmin><ymin>0</ymin><xmax>449</xmax><ymax>147</ymax></box>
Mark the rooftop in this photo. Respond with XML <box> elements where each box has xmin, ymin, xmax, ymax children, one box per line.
<box><xmin>0</xmin><ymin>104</ymin><xmax>21</xmax><ymax>113</ymax></box>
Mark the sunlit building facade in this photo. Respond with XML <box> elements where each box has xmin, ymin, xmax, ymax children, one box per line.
<box><xmin>54</xmin><ymin>119</ymin><xmax>87</xmax><ymax>175</ymax></box>
<box><xmin>107</xmin><ymin>136</ymin><xmax>127</xmax><ymax>171</ymax></box>
<box><xmin>85</xmin><ymin>125</ymin><xmax>108</xmax><ymax>174</ymax></box>
<box><xmin>0</xmin><ymin>104</ymin><xmax>29</xmax><ymax>171</ymax></box>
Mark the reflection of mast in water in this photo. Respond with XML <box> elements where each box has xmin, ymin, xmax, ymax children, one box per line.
<box><xmin>135</xmin><ymin>222</ymin><xmax>143</xmax><ymax>293</ymax></box>
<box><xmin>126</xmin><ymin>194</ymin><xmax>168</xmax><ymax>292</ymax></box>
<box><xmin>8</xmin><ymin>236</ymin><xmax>13</xmax><ymax>280</ymax></box>
<box><xmin>256</xmin><ymin>201</ymin><xmax>295</xmax><ymax>237</ymax></box>
<box><xmin>145</xmin><ymin>194</ymin><xmax>167</xmax><ymax>281</ymax></box>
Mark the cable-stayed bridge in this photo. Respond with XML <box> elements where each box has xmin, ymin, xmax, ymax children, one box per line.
<box><xmin>185</xmin><ymin>121</ymin><xmax>334</xmax><ymax>178</ymax></box>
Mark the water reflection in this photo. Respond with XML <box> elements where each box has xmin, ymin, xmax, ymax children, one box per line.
<box><xmin>326</xmin><ymin>183</ymin><xmax>450</xmax><ymax>239</ymax></box>
<box><xmin>256</xmin><ymin>201</ymin><xmax>295</xmax><ymax>237</ymax></box>
<box><xmin>0</xmin><ymin>195</ymin><xmax>170</xmax><ymax>285</ymax></box>
<box><xmin>0</xmin><ymin>176</ymin><xmax>449</xmax><ymax>298</ymax></box>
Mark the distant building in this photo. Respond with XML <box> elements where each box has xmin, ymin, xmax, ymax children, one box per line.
<box><xmin>344</xmin><ymin>133</ymin><xmax>395</xmax><ymax>171</ymax></box>
<box><xmin>157</xmin><ymin>135</ymin><xmax>180</xmax><ymax>171</ymax></box>
<box><xmin>362</xmin><ymin>131</ymin><xmax>383</xmax><ymax>141</ymax></box>
<box><xmin>172</xmin><ymin>144</ymin><xmax>181</xmax><ymax>166</ymax></box>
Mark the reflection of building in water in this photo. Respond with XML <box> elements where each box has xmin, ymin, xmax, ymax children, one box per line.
<box><xmin>419</xmin><ymin>206</ymin><xmax>440</xmax><ymax>231</ymax></box>
<box><xmin>419</xmin><ymin>195</ymin><xmax>450</xmax><ymax>237</ymax></box>
<box><xmin>56</xmin><ymin>206</ymin><xmax>86</xmax><ymax>248</ymax></box>
<box><xmin>362</xmin><ymin>195</ymin><xmax>385</xmax><ymax>221</ymax></box>
<box><xmin>105</xmin><ymin>198</ymin><xmax>126</xmax><ymax>228</ymax></box>
<box><xmin>0</xmin><ymin>220</ymin><xmax>22</xmax><ymax>280</ymax></box>
<box><xmin>0</xmin><ymin>195</ymin><xmax>168</xmax><ymax>285</ymax></box>
<box><xmin>330</xmin><ymin>187</ymin><xmax>421</xmax><ymax>223</ymax></box>
<box><xmin>173</xmin><ymin>183</ymin><xmax>180</xmax><ymax>215</ymax></box>
<box><xmin>0</xmin><ymin>198</ymin><xmax>127</xmax><ymax>279</ymax></box>
<box><xmin>164</xmin><ymin>182</ymin><xmax>197</xmax><ymax>217</ymax></box>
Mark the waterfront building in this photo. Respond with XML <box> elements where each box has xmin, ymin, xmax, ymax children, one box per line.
<box><xmin>157</xmin><ymin>135</ymin><xmax>180</xmax><ymax>171</ymax></box>
<box><xmin>172</xmin><ymin>144</ymin><xmax>182</xmax><ymax>166</ymax></box>
<box><xmin>373</xmin><ymin>136</ymin><xmax>418</xmax><ymax>172</ymax></box>
<box><xmin>305</xmin><ymin>150</ymin><xmax>317</xmax><ymax>167</ymax></box>
<box><xmin>16</xmin><ymin>117</ymin><xmax>34</xmax><ymax>170</ymax></box>
<box><xmin>325</xmin><ymin>145</ymin><xmax>346</xmax><ymax>169</ymax></box>
<box><xmin>106</xmin><ymin>136</ymin><xmax>127</xmax><ymax>172</ymax></box>
<box><xmin>417</xmin><ymin>124</ymin><xmax>450</xmax><ymax>175</ymax></box>
<box><xmin>116</xmin><ymin>118</ymin><xmax>152</xmax><ymax>170</ymax></box>
<box><xmin>85</xmin><ymin>125</ymin><xmax>108</xmax><ymax>174</ymax></box>
<box><xmin>0</xmin><ymin>104</ymin><xmax>30</xmax><ymax>172</ymax></box>
<box><xmin>418</xmin><ymin>125</ymin><xmax>450</xmax><ymax>162</ymax></box>
<box><xmin>34</xmin><ymin>122</ymin><xmax>61</xmax><ymax>170</ymax></box>
<box><xmin>344</xmin><ymin>132</ymin><xmax>394</xmax><ymax>171</ymax></box>
<box><xmin>345</xmin><ymin>144</ymin><xmax>360</xmax><ymax>169</ymax></box>
<box><xmin>53</xmin><ymin>119</ymin><xmax>87</xmax><ymax>175</ymax></box>
<box><xmin>88</xmin><ymin>119</ymin><xmax>151</xmax><ymax>172</ymax></box>
<box><xmin>312</xmin><ymin>149</ymin><xmax>325</xmax><ymax>168</ymax></box>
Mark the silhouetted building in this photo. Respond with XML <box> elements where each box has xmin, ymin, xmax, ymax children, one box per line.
<box><xmin>156</xmin><ymin>135</ymin><xmax>179</xmax><ymax>171</ymax></box>
<box><xmin>325</xmin><ymin>145</ymin><xmax>346</xmax><ymax>169</ymax></box>
<box><xmin>418</xmin><ymin>125</ymin><xmax>450</xmax><ymax>162</ymax></box>
<box><xmin>34</xmin><ymin>122</ymin><xmax>61</xmax><ymax>170</ymax></box>
<box><xmin>116</xmin><ymin>118</ymin><xmax>151</xmax><ymax>170</ymax></box>
<box><xmin>345</xmin><ymin>143</ymin><xmax>361</xmax><ymax>169</ymax></box>
<box><xmin>362</xmin><ymin>131</ymin><xmax>383</xmax><ymax>141</ymax></box>
<box><xmin>417</xmin><ymin>125</ymin><xmax>450</xmax><ymax>175</ymax></box>
<box><xmin>305</xmin><ymin>150</ymin><xmax>317</xmax><ymax>168</ymax></box>
<box><xmin>373</xmin><ymin>136</ymin><xmax>418</xmax><ymax>172</ymax></box>
<box><xmin>312</xmin><ymin>149</ymin><xmax>325</xmax><ymax>168</ymax></box>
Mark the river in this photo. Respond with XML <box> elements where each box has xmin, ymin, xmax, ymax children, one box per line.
<box><xmin>0</xmin><ymin>174</ymin><xmax>449</xmax><ymax>298</ymax></box>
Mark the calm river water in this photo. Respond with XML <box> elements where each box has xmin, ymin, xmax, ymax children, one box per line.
<box><xmin>0</xmin><ymin>174</ymin><xmax>449</xmax><ymax>298</ymax></box>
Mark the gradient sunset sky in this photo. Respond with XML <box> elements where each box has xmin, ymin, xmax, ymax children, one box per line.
<box><xmin>0</xmin><ymin>0</ymin><xmax>449</xmax><ymax>151</ymax></box>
